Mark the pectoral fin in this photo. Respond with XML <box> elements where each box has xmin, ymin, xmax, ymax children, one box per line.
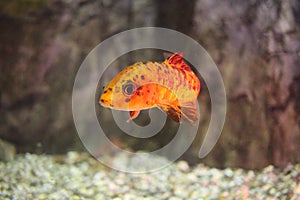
<box><xmin>127</xmin><ymin>110</ymin><xmax>140</xmax><ymax>122</ymax></box>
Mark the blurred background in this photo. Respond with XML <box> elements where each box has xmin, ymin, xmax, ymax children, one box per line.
<box><xmin>0</xmin><ymin>0</ymin><xmax>299</xmax><ymax>169</ymax></box>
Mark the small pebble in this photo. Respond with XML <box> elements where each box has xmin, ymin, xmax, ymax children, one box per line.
<box><xmin>177</xmin><ymin>160</ymin><xmax>190</xmax><ymax>172</ymax></box>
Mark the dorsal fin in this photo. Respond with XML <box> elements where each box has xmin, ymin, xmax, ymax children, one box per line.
<box><xmin>164</xmin><ymin>52</ymin><xmax>191</xmax><ymax>71</ymax></box>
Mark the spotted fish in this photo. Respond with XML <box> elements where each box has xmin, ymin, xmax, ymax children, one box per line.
<box><xmin>99</xmin><ymin>52</ymin><xmax>200</xmax><ymax>124</ymax></box>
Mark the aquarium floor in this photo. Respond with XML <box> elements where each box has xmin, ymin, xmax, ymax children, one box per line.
<box><xmin>0</xmin><ymin>152</ymin><xmax>299</xmax><ymax>199</ymax></box>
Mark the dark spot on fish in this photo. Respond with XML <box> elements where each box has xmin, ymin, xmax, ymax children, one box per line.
<box><xmin>147</xmin><ymin>89</ymin><xmax>150</xmax><ymax>93</ymax></box>
<box><xmin>146</xmin><ymin>101</ymin><xmax>149</xmax><ymax>104</ymax></box>
<box><xmin>110</xmin><ymin>104</ymin><xmax>114</xmax><ymax>107</ymax></box>
<box><xmin>108</xmin><ymin>88</ymin><xmax>112</xmax><ymax>91</ymax></box>
<box><xmin>103</xmin><ymin>90</ymin><xmax>107</xmax><ymax>94</ymax></box>
<box><xmin>125</xmin><ymin>98</ymin><xmax>130</xmax><ymax>103</ymax></box>
<box><xmin>100</xmin><ymin>99</ymin><xmax>105</xmax><ymax>103</ymax></box>
<box><xmin>135</xmin><ymin>87</ymin><xmax>142</xmax><ymax>95</ymax></box>
<box><xmin>141</xmin><ymin>75</ymin><xmax>145</xmax><ymax>80</ymax></box>
<box><xmin>102</xmin><ymin>86</ymin><xmax>105</xmax><ymax>89</ymax></box>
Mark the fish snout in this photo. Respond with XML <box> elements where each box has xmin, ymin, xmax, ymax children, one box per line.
<box><xmin>99</xmin><ymin>97</ymin><xmax>110</xmax><ymax>106</ymax></box>
<box><xmin>99</xmin><ymin>92</ymin><xmax>112</xmax><ymax>107</ymax></box>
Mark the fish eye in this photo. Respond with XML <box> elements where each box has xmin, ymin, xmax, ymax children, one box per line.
<box><xmin>122</xmin><ymin>82</ymin><xmax>136</xmax><ymax>96</ymax></box>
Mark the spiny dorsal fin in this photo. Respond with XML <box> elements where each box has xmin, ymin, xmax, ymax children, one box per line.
<box><xmin>164</xmin><ymin>52</ymin><xmax>191</xmax><ymax>71</ymax></box>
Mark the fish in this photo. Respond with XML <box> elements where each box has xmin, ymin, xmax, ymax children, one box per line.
<box><xmin>99</xmin><ymin>52</ymin><xmax>200</xmax><ymax>124</ymax></box>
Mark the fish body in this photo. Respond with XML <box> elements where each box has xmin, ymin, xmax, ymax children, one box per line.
<box><xmin>99</xmin><ymin>53</ymin><xmax>200</xmax><ymax>124</ymax></box>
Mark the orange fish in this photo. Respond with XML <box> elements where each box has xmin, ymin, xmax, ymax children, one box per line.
<box><xmin>99</xmin><ymin>52</ymin><xmax>200</xmax><ymax>124</ymax></box>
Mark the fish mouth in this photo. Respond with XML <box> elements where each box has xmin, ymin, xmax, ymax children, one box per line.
<box><xmin>99</xmin><ymin>93</ymin><xmax>112</xmax><ymax>107</ymax></box>
<box><xmin>99</xmin><ymin>98</ymin><xmax>110</xmax><ymax>107</ymax></box>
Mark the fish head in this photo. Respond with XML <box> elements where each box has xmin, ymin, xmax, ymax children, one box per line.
<box><xmin>99</xmin><ymin>63</ymin><xmax>152</xmax><ymax>110</ymax></box>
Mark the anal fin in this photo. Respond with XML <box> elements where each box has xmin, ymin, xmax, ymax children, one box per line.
<box><xmin>158</xmin><ymin>101</ymin><xmax>198</xmax><ymax>124</ymax></box>
<box><xmin>158</xmin><ymin>104</ymin><xmax>181</xmax><ymax>123</ymax></box>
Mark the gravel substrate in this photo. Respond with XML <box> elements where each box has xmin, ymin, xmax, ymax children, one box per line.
<box><xmin>0</xmin><ymin>152</ymin><xmax>299</xmax><ymax>199</ymax></box>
